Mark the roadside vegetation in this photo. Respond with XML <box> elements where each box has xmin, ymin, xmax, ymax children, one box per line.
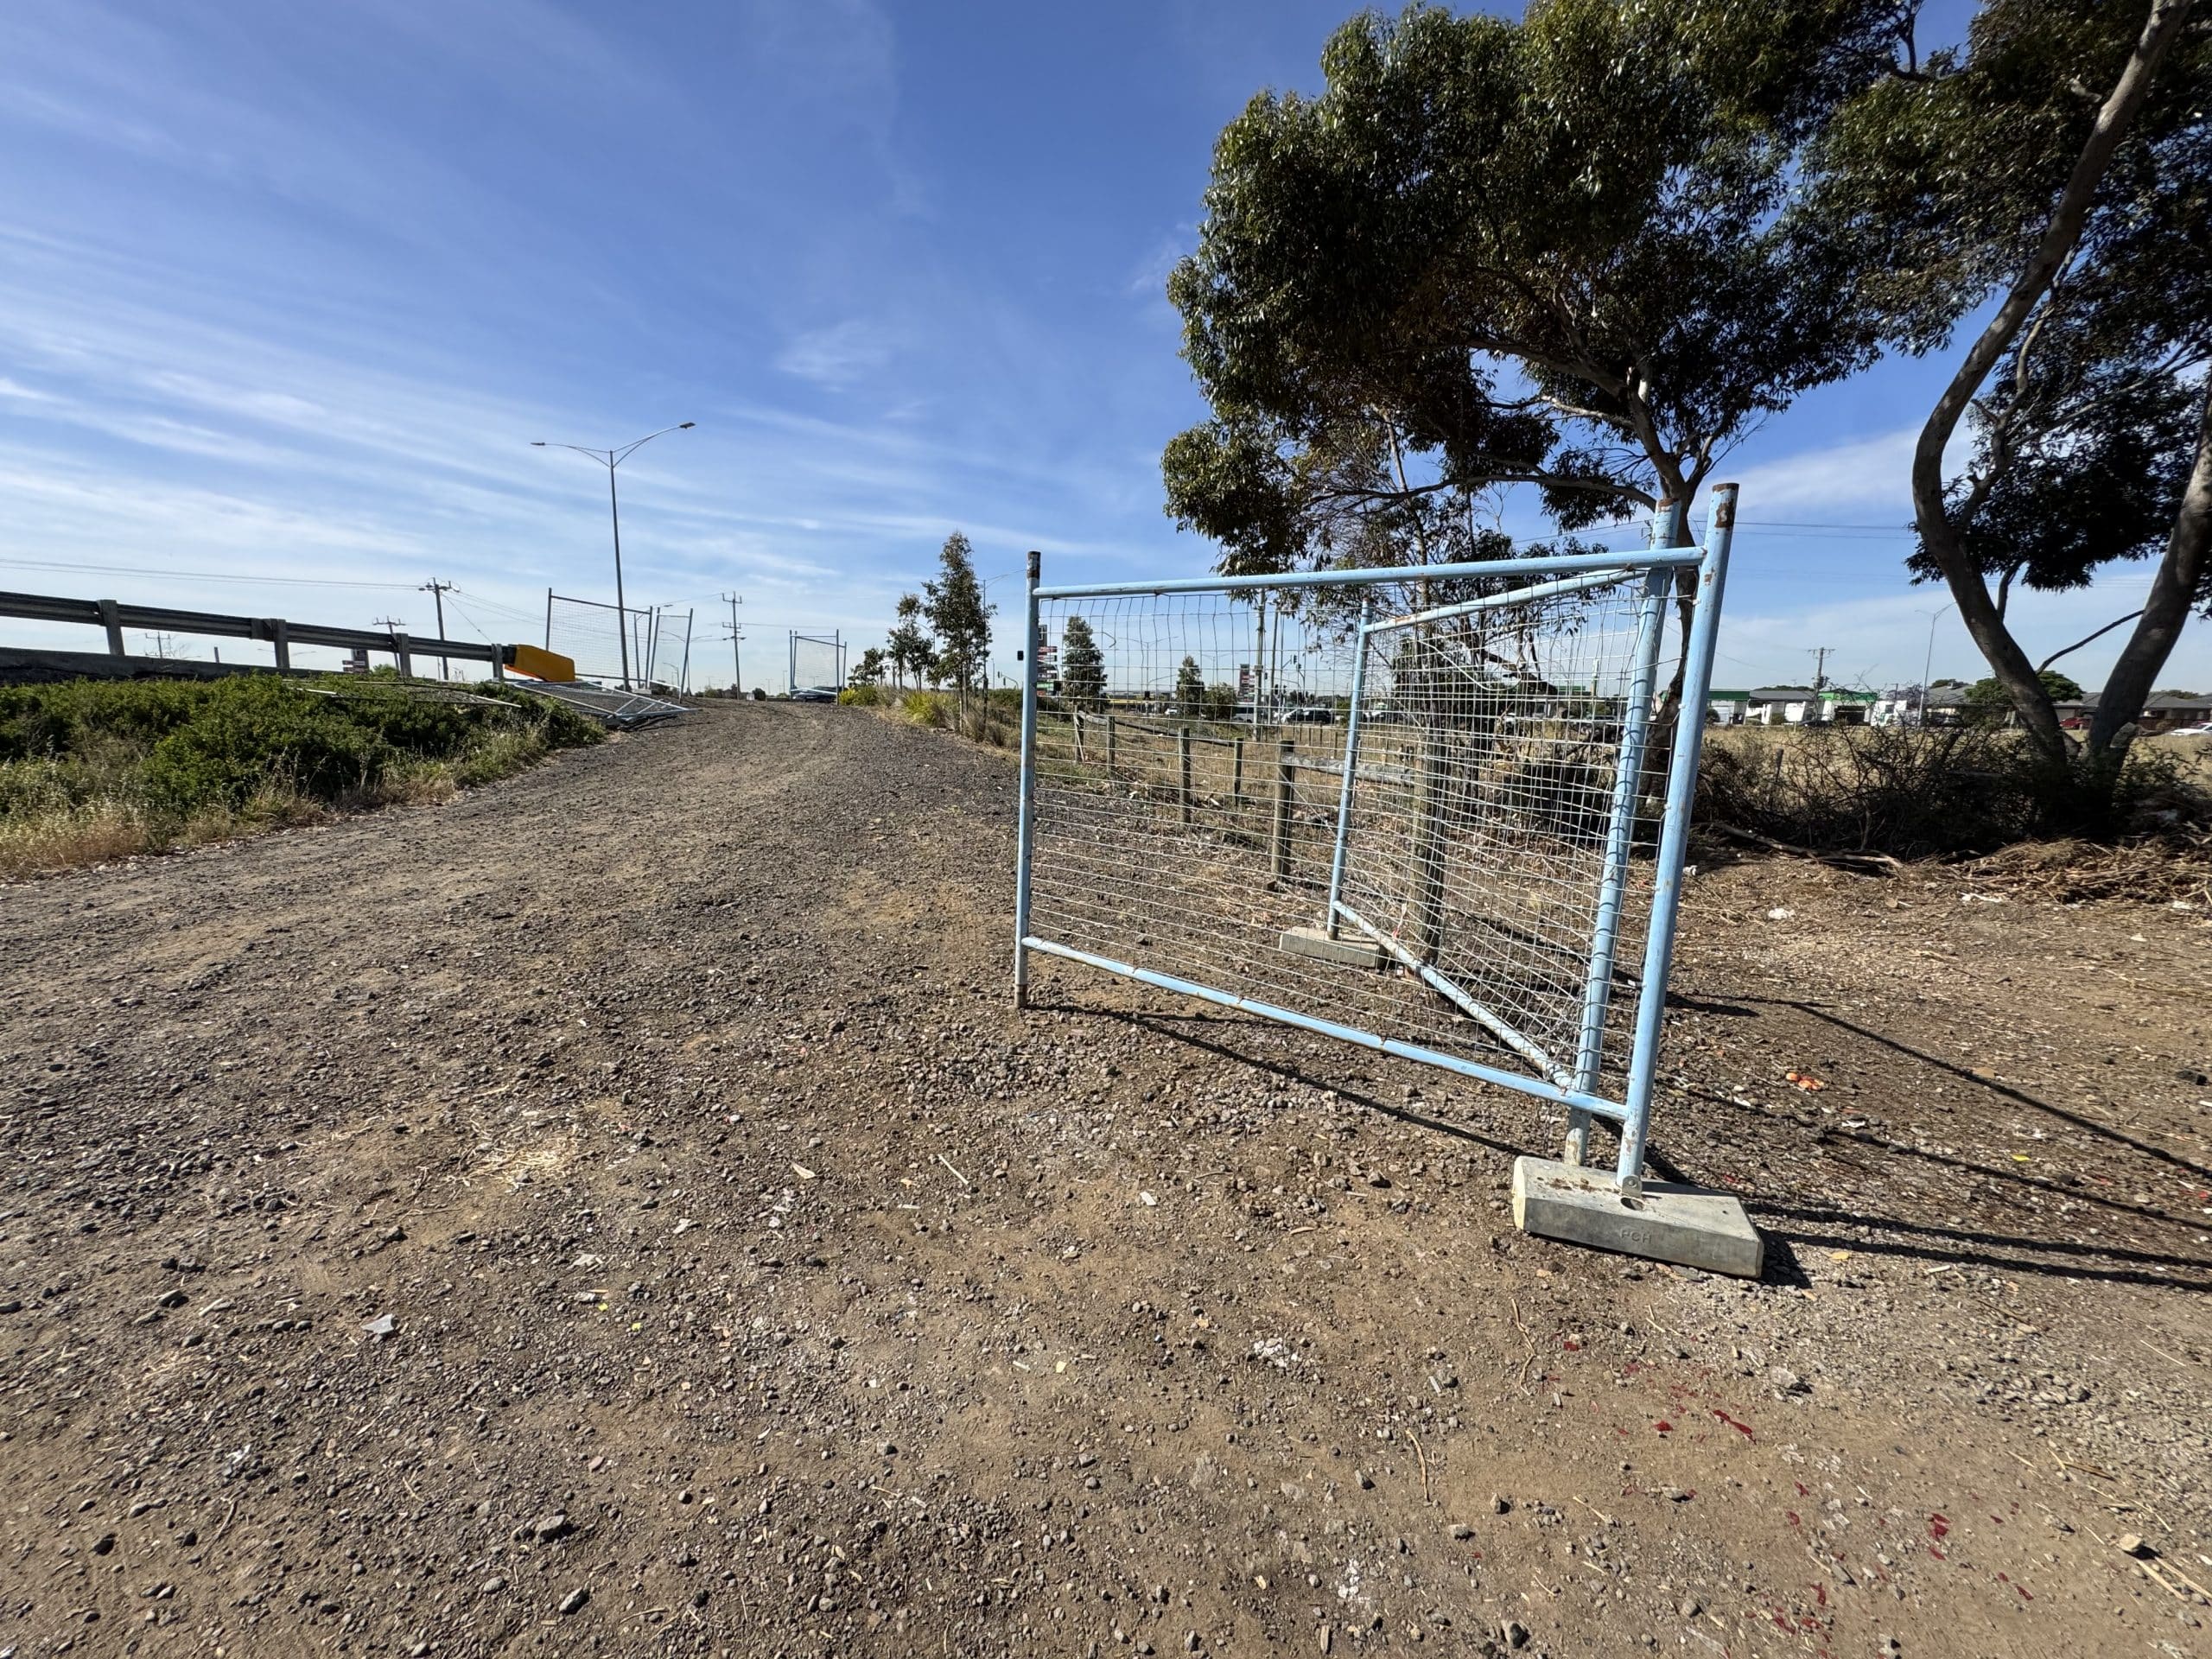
<box><xmin>0</xmin><ymin>673</ymin><xmax>601</xmax><ymax>877</ymax></box>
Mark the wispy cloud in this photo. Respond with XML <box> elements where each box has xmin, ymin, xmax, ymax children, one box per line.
<box><xmin>775</xmin><ymin>320</ymin><xmax>896</xmax><ymax>389</ymax></box>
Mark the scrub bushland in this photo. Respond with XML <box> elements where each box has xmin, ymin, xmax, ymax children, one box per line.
<box><xmin>0</xmin><ymin>673</ymin><xmax>601</xmax><ymax>877</ymax></box>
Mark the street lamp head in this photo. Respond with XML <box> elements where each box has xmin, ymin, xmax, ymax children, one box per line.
<box><xmin>678</xmin><ymin>422</ymin><xmax>696</xmax><ymax>429</ymax></box>
<box><xmin>530</xmin><ymin>441</ymin><xmax>546</xmax><ymax>447</ymax></box>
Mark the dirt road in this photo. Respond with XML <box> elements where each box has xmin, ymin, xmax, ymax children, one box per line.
<box><xmin>3</xmin><ymin>702</ymin><xmax>2209</xmax><ymax>1658</ymax></box>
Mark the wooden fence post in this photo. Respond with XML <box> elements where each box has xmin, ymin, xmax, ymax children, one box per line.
<box><xmin>1177</xmin><ymin>726</ymin><xmax>1194</xmax><ymax>826</ymax></box>
<box><xmin>1271</xmin><ymin>738</ymin><xmax>1294</xmax><ymax>878</ymax></box>
<box><xmin>1230</xmin><ymin>736</ymin><xmax>1246</xmax><ymax>814</ymax></box>
<box><xmin>1408</xmin><ymin>725</ymin><xmax>1450</xmax><ymax>961</ymax></box>
<box><xmin>1104</xmin><ymin>713</ymin><xmax>1116</xmax><ymax>773</ymax></box>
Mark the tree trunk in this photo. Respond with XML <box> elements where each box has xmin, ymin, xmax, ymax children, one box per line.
<box><xmin>1909</xmin><ymin>0</ymin><xmax>2195</xmax><ymax>766</ymax></box>
<box><xmin>2088</xmin><ymin>376</ymin><xmax>2212</xmax><ymax>757</ymax></box>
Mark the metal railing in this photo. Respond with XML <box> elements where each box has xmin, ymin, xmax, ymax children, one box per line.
<box><xmin>2</xmin><ymin>590</ymin><xmax>514</xmax><ymax>679</ymax></box>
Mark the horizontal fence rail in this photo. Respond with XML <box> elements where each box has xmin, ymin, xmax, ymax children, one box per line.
<box><xmin>1012</xmin><ymin>489</ymin><xmax>1738</xmax><ymax>1198</ymax></box>
<box><xmin>2</xmin><ymin>590</ymin><xmax>512</xmax><ymax>677</ymax></box>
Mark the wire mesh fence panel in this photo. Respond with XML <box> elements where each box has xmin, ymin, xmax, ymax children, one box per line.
<box><xmin>790</xmin><ymin>632</ymin><xmax>843</xmax><ymax>691</ymax></box>
<box><xmin>642</xmin><ymin>609</ymin><xmax>691</xmax><ymax>690</ymax></box>
<box><xmin>546</xmin><ymin>594</ymin><xmax>650</xmax><ymax>684</ymax></box>
<box><xmin>1015</xmin><ymin>498</ymin><xmax>1734</xmax><ymax>1191</ymax></box>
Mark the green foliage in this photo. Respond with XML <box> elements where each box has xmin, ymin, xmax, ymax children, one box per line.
<box><xmin>1059</xmin><ymin>614</ymin><xmax>1108</xmax><ymax>710</ymax></box>
<box><xmin>1966</xmin><ymin>669</ymin><xmax>2083</xmax><ymax>718</ymax></box>
<box><xmin>1173</xmin><ymin>656</ymin><xmax>1205</xmax><ymax>714</ymax></box>
<box><xmin>137</xmin><ymin>679</ymin><xmax>394</xmax><ymax>813</ymax></box>
<box><xmin>1800</xmin><ymin>0</ymin><xmax>2211</xmax><ymax>753</ymax></box>
<box><xmin>1164</xmin><ymin>0</ymin><xmax>1903</xmax><ymax>576</ymax></box>
<box><xmin>922</xmin><ymin>532</ymin><xmax>995</xmax><ymax>694</ymax></box>
<box><xmin>849</xmin><ymin>645</ymin><xmax>887</xmax><ymax>688</ymax></box>
<box><xmin>1203</xmin><ymin>682</ymin><xmax>1237</xmax><ymax>721</ymax></box>
<box><xmin>837</xmin><ymin>683</ymin><xmax>885</xmax><ymax>708</ymax></box>
<box><xmin>0</xmin><ymin>674</ymin><xmax>601</xmax><ymax>873</ymax></box>
<box><xmin>887</xmin><ymin>593</ymin><xmax>937</xmax><ymax>689</ymax></box>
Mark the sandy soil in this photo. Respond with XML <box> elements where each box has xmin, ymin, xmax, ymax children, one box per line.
<box><xmin>2</xmin><ymin>700</ymin><xmax>2208</xmax><ymax>1659</ymax></box>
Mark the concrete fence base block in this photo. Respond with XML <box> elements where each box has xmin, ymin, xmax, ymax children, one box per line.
<box><xmin>1512</xmin><ymin>1156</ymin><xmax>1763</xmax><ymax>1279</ymax></box>
<box><xmin>1278</xmin><ymin>925</ymin><xmax>1385</xmax><ymax>970</ymax></box>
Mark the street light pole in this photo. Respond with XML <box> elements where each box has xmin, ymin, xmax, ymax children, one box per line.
<box><xmin>1919</xmin><ymin>602</ymin><xmax>1954</xmax><ymax>728</ymax></box>
<box><xmin>532</xmin><ymin>423</ymin><xmax>696</xmax><ymax>690</ymax></box>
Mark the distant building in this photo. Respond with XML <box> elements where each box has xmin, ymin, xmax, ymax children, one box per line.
<box><xmin>1707</xmin><ymin>686</ymin><xmax>1878</xmax><ymax>726</ymax></box>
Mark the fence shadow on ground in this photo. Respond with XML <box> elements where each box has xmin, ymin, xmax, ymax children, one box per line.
<box><xmin>1028</xmin><ymin>995</ymin><xmax>1529</xmax><ymax>1161</ymax></box>
<box><xmin>1032</xmin><ymin>987</ymin><xmax>2212</xmax><ymax>1293</ymax></box>
<box><xmin>1669</xmin><ymin>991</ymin><xmax>2212</xmax><ymax>1292</ymax></box>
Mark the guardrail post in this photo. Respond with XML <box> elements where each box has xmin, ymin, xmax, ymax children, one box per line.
<box><xmin>268</xmin><ymin>619</ymin><xmax>292</xmax><ymax>672</ymax></box>
<box><xmin>1270</xmin><ymin>738</ymin><xmax>1294</xmax><ymax>878</ymax></box>
<box><xmin>391</xmin><ymin>632</ymin><xmax>414</xmax><ymax>677</ymax></box>
<box><xmin>97</xmin><ymin>600</ymin><xmax>124</xmax><ymax>658</ymax></box>
<box><xmin>490</xmin><ymin>646</ymin><xmax>506</xmax><ymax>683</ymax></box>
<box><xmin>1177</xmin><ymin>726</ymin><xmax>1193</xmax><ymax>826</ymax></box>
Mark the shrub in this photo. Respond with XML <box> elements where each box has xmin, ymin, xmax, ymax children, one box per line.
<box><xmin>1696</xmin><ymin>723</ymin><xmax>2207</xmax><ymax>859</ymax></box>
<box><xmin>837</xmin><ymin>684</ymin><xmax>884</xmax><ymax>708</ymax></box>
<box><xmin>0</xmin><ymin>672</ymin><xmax>603</xmax><ymax>875</ymax></box>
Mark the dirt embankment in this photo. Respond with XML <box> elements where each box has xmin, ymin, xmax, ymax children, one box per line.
<box><xmin>3</xmin><ymin>701</ymin><xmax>2208</xmax><ymax>1658</ymax></box>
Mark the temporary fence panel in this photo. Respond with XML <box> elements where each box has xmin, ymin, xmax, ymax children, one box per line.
<box><xmin>1013</xmin><ymin>487</ymin><xmax>1736</xmax><ymax>1197</ymax></box>
<box><xmin>545</xmin><ymin>591</ymin><xmax>651</xmax><ymax>685</ymax></box>
<box><xmin>640</xmin><ymin>607</ymin><xmax>692</xmax><ymax>691</ymax></box>
<box><xmin>789</xmin><ymin>631</ymin><xmax>845</xmax><ymax>692</ymax></box>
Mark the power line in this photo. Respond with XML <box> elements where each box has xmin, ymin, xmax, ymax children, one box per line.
<box><xmin>0</xmin><ymin>556</ymin><xmax>419</xmax><ymax>590</ymax></box>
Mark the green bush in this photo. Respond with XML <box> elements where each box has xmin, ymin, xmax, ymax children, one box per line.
<box><xmin>0</xmin><ymin>672</ymin><xmax>604</xmax><ymax>874</ymax></box>
<box><xmin>837</xmin><ymin>684</ymin><xmax>885</xmax><ymax>708</ymax></box>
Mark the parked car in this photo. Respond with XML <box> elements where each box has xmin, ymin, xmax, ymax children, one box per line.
<box><xmin>2171</xmin><ymin>721</ymin><xmax>2212</xmax><ymax>736</ymax></box>
<box><xmin>789</xmin><ymin>685</ymin><xmax>839</xmax><ymax>702</ymax></box>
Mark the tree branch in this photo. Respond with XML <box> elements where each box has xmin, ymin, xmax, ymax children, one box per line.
<box><xmin>2038</xmin><ymin>607</ymin><xmax>2145</xmax><ymax>671</ymax></box>
<box><xmin>1910</xmin><ymin>0</ymin><xmax>2196</xmax><ymax>765</ymax></box>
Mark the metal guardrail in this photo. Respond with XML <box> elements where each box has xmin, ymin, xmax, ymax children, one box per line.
<box><xmin>0</xmin><ymin>590</ymin><xmax>511</xmax><ymax>677</ymax></box>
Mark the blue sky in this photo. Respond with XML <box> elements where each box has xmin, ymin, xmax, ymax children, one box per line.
<box><xmin>0</xmin><ymin>0</ymin><xmax>2201</xmax><ymax>694</ymax></box>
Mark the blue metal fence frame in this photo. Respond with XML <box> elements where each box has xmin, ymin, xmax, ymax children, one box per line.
<box><xmin>1014</xmin><ymin>486</ymin><xmax>1738</xmax><ymax>1198</ymax></box>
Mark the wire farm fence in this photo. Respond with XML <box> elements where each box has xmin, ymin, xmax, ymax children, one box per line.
<box><xmin>1013</xmin><ymin>489</ymin><xmax>1737</xmax><ymax>1198</ymax></box>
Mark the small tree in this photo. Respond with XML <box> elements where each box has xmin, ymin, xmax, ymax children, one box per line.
<box><xmin>923</xmin><ymin>531</ymin><xmax>996</xmax><ymax>702</ymax></box>
<box><xmin>1060</xmin><ymin>614</ymin><xmax>1108</xmax><ymax>710</ymax></box>
<box><xmin>849</xmin><ymin>646</ymin><xmax>887</xmax><ymax>688</ymax></box>
<box><xmin>1966</xmin><ymin>668</ymin><xmax>2082</xmax><ymax>723</ymax></box>
<box><xmin>1203</xmin><ymin>682</ymin><xmax>1238</xmax><ymax>721</ymax></box>
<box><xmin>887</xmin><ymin>594</ymin><xmax>936</xmax><ymax>690</ymax></box>
<box><xmin>1173</xmin><ymin>656</ymin><xmax>1205</xmax><ymax>714</ymax></box>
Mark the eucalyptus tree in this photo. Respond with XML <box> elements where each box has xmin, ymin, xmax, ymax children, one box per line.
<box><xmin>1806</xmin><ymin>0</ymin><xmax>2209</xmax><ymax>766</ymax></box>
<box><xmin>1163</xmin><ymin>0</ymin><xmax>1908</xmax><ymax>615</ymax></box>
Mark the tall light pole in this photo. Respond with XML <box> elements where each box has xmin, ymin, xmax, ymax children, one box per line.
<box><xmin>1918</xmin><ymin>602</ymin><xmax>1954</xmax><ymax>727</ymax></box>
<box><xmin>531</xmin><ymin>422</ymin><xmax>696</xmax><ymax>689</ymax></box>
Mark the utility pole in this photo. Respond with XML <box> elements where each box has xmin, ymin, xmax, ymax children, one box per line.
<box><xmin>419</xmin><ymin>580</ymin><xmax>454</xmax><ymax>679</ymax></box>
<box><xmin>1807</xmin><ymin>645</ymin><xmax>1834</xmax><ymax>721</ymax></box>
<box><xmin>722</xmin><ymin>592</ymin><xmax>743</xmax><ymax>695</ymax></box>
